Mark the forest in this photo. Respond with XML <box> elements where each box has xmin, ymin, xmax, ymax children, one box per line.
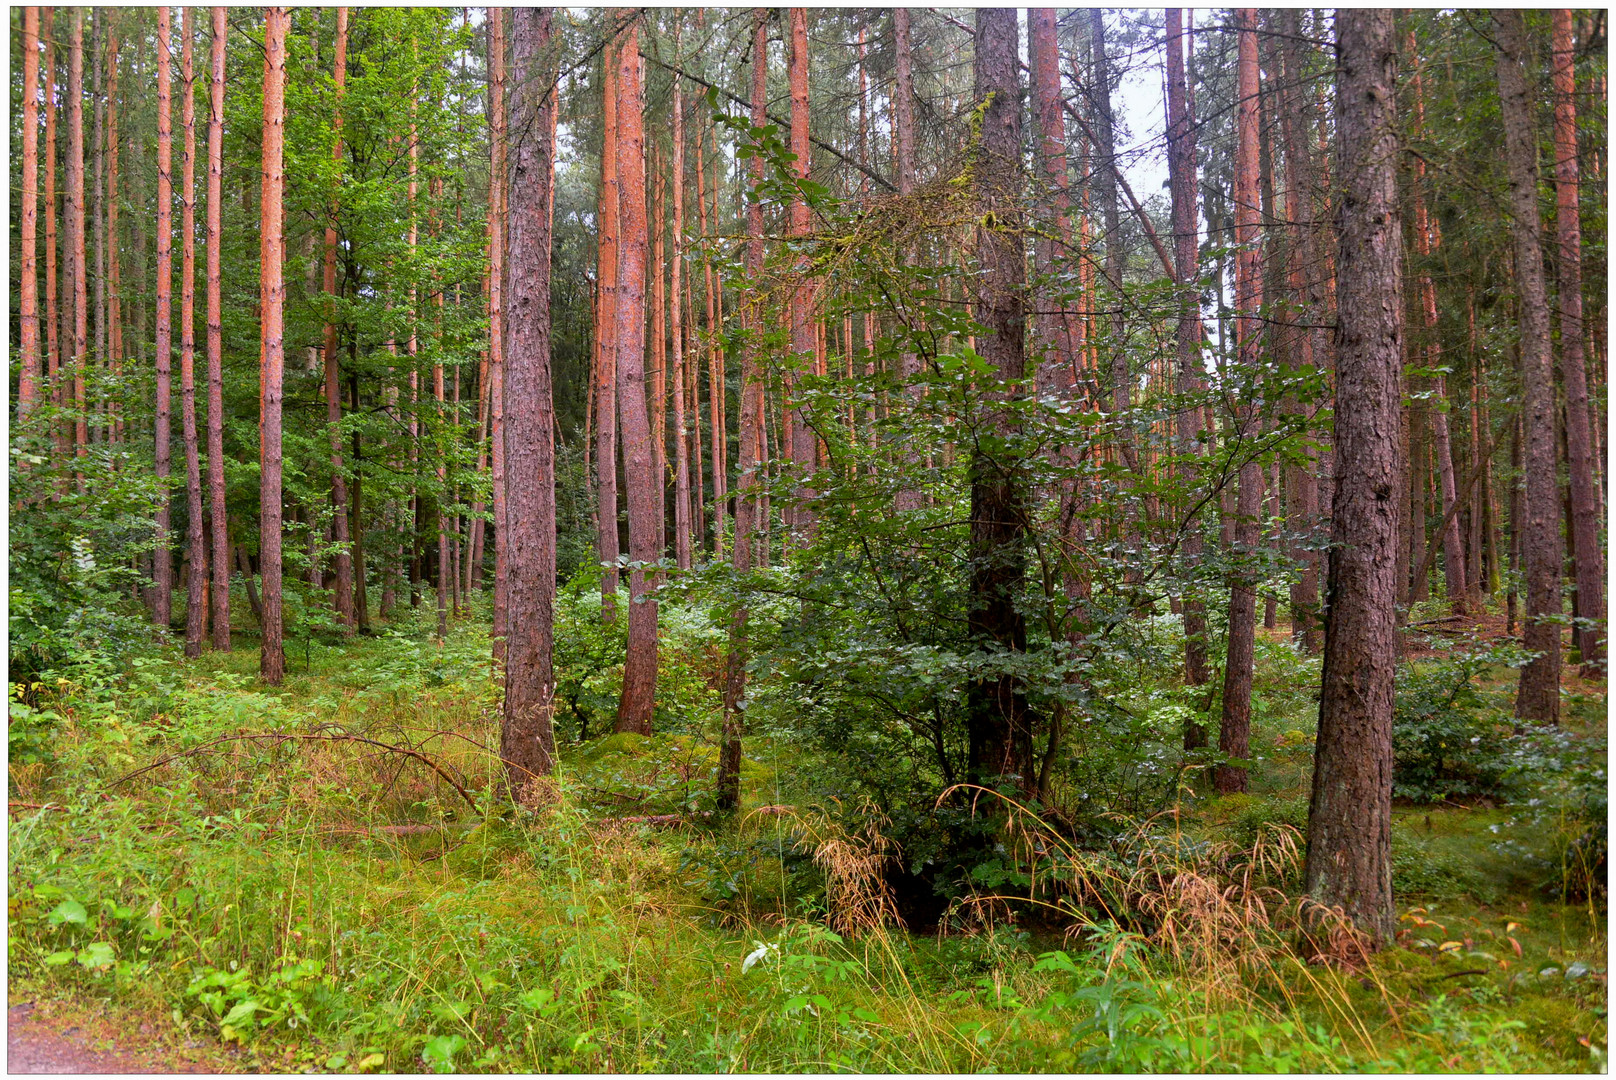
<box><xmin>6</xmin><ymin>5</ymin><xmax>1609</xmax><ymax>1073</ymax></box>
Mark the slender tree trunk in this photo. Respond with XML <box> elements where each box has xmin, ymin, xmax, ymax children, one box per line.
<box><xmin>92</xmin><ymin>8</ymin><xmax>105</xmax><ymax>441</ymax></box>
<box><xmin>153</xmin><ymin>8</ymin><xmax>174</xmax><ymax>623</ymax></box>
<box><xmin>107</xmin><ymin>27</ymin><xmax>122</xmax><ymax>445</ymax></box>
<box><xmin>44</xmin><ymin>10</ymin><xmax>59</xmax><ymax>458</ymax></box>
<box><xmin>1495</xmin><ymin>10</ymin><xmax>1563</xmax><ymax>723</ymax></box>
<box><xmin>1217</xmin><ymin>9</ymin><xmax>1262</xmax><ymax>795</ymax></box>
<box><xmin>672</xmin><ymin>76</ymin><xmax>692</xmax><ymax>570</ymax></box>
<box><xmin>966</xmin><ymin>8</ymin><xmax>1033</xmax><ymax>791</ymax></box>
<box><xmin>1551</xmin><ymin>9</ymin><xmax>1605</xmax><ymax>675</ymax></box>
<box><xmin>614</xmin><ymin>22</ymin><xmax>658</xmax><ymax>735</ymax></box>
<box><xmin>19</xmin><ymin>8</ymin><xmax>42</xmax><ymax>423</ymax></box>
<box><xmin>1280</xmin><ymin>9</ymin><xmax>1321</xmax><ymax>652</ymax></box>
<box><xmin>502</xmin><ymin>7</ymin><xmax>559</xmax><ymax>791</ymax></box>
<box><xmin>1167</xmin><ymin>9</ymin><xmax>1212</xmax><ymax>727</ymax></box>
<box><xmin>1404</xmin><ymin>32</ymin><xmax>1466</xmax><ymax>615</ymax></box>
<box><xmin>180</xmin><ymin>10</ymin><xmax>207</xmax><ymax>658</ymax></box>
<box><xmin>323</xmin><ymin>8</ymin><xmax>354</xmax><ymax>632</ymax></box>
<box><xmin>68</xmin><ymin>9</ymin><xmax>89</xmax><ymax>478</ymax></box>
<box><xmin>719</xmin><ymin>8</ymin><xmax>771</xmax><ymax>810</ymax></box>
<box><xmin>1305</xmin><ymin>7</ymin><xmax>1401</xmax><ymax>950</ymax></box>
<box><xmin>350</xmin><ymin>368</ymin><xmax>370</xmax><ymax>633</ymax></box>
<box><xmin>207</xmin><ymin>7</ymin><xmax>229</xmax><ymax>650</ymax></box>
<box><xmin>786</xmin><ymin>8</ymin><xmax>817</xmax><ymax>541</ymax></box>
<box><xmin>891</xmin><ymin>7</ymin><xmax>924</xmax><ymax>515</ymax></box>
<box><xmin>258</xmin><ymin>7</ymin><xmax>288</xmax><ymax>685</ymax></box>
<box><xmin>488</xmin><ymin>8</ymin><xmax>509</xmax><ymax>665</ymax></box>
<box><xmin>596</xmin><ymin>30</ymin><xmax>622</xmax><ymax>619</ymax></box>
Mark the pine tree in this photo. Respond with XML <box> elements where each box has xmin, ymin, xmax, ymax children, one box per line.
<box><xmin>502</xmin><ymin>6</ymin><xmax>559</xmax><ymax>791</ymax></box>
<box><xmin>258</xmin><ymin>7</ymin><xmax>289</xmax><ymax>686</ymax></box>
<box><xmin>180</xmin><ymin>9</ymin><xmax>207</xmax><ymax>657</ymax></box>
<box><xmin>206</xmin><ymin>5</ymin><xmax>229</xmax><ymax>651</ymax></box>
<box><xmin>1306</xmin><ymin>7</ymin><xmax>1402</xmax><ymax>948</ymax></box>
<box><xmin>323</xmin><ymin>8</ymin><xmax>355</xmax><ymax>632</ymax></box>
<box><xmin>19</xmin><ymin>8</ymin><xmax>41</xmax><ymax>422</ymax></box>
<box><xmin>154</xmin><ymin>8</ymin><xmax>175</xmax><ymax>621</ymax></box>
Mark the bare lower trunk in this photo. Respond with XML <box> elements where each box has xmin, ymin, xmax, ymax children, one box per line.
<box><xmin>613</xmin><ymin>22</ymin><xmax>658</xmax><ymax>735</ymax></box>
<box><xmin>1496</xmin><ymin>10</ymin><xmax>1562</xmax><ymax>723</ymax></box>
<box><xmin>1305</xmin><ymin>8</ymin><xmax>1401</xmax><ymax>949</ymax></box>
<box><xmin>154</xmin><ymin>9</ymin><xmax>174</xmax><ymax>625</ymax></box>
<box><xmin>207</xmin><ymin>7</ymin><xmax>230</xmax><ymax>650</ymax></box>
<box><xmin>258</xmin><ymin>8</ymin><xmax>288</xmax><ymax>685</ymax></box>
<box><xmin>324</xmin><ymin>8</ymin><xmax>354</xmax><ymax>632</ymax></box>
<box><xmin>501</xmin><ymin>7</ymin><xmax>559</xmax><ymax>790</ymax></box>
<box><xmin>180</xmin><ymin>12</ymin><xmax>207</xmax><ymax>658</ymax></box>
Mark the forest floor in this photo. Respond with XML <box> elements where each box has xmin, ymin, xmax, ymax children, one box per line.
<box><xmin>6</xmin><ymin>595</ymin><xmax>1607</xmax><ymax>1073</ymax></box>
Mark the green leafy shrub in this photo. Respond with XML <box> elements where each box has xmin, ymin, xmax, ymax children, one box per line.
<box><xmin>1393</xmin><ymin>645</ymin><xmax>1525</xmax><ymax>803</ymax></box>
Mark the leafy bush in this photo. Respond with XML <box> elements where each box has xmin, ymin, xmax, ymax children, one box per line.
<box><xmin>1393</xmin><ymin>645</ymin><xmax>1525</xmax><ymax>803</ymax></box>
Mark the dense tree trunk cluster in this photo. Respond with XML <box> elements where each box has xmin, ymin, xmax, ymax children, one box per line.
<box><xmin>9</xmin><ymin>7</ymin><xmax>1606</xmax><ymax>950</ymax></box>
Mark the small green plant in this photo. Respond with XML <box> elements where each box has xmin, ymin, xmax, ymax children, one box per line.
<box><xmin>1393</xmin><ymin>644</ymin><xmax>1526</xmax><ymax>803</ymax></box>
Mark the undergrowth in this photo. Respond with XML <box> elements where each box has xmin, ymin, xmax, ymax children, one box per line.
<box><xmin>7</xmin><ymin>596</ymin><xmax>1607</xmax><ymax>1073</ymax></box>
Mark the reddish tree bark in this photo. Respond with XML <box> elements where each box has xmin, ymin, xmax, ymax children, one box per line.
<box><xmin>19</xmin><ymin>7</ymin><xmax>41</xmax><ymax>422</ymax></box>
<box><xmin>786</xmin><ymin>8</ymin><xmax>817</xmax><ymax>541</ymax></box>
<box><xmin>1305</xmin><ymin>8</ymin><xmax>1401</xmax><ymax>948</ymax></box>
<box><xmin>1217</xmin><ymin>9</ymin><xmax>1261</xmax><ymax>794</ymax></box>
<box><xmin>502</xmin><ymin>6</ymin><xmax>559</xmax><ymax>790</ymax></box>
<box><xmin>1551</xmin><ymin>9</ymin><xmax>1605</xmax><ymax>674</ymax></box>
<box><xmin>258</xmin><ymin>7</ymin><xmax>288</xmax><ymax>685</ymax></box>
<box><xmin>207</xmin><ymin>6</ymin><xmax>229</xmax><ymax>651</ymax></box>
<box><xmin>107</xmin><ymin>27</ymin><xmax>122</xmax><ymax>445</ymax></box>
<box><xmin>154</xmin><ymin>8</ymin><xmax>175</xmax><ymax>623</ymax></box>
<box><xmin>595</xmin><ymin>32</ymin><xmax>622</xmax><ymax>619</ymax></box>
<box><xmin>1495</xmin><ymin>10</ymin><xmax>1563</xmax><ymax>723</ymax></box>
<box><xmin>44</xmin><ymin>9</ymin><xmax>59</xmax><ymax>454</ymax></box>
<box><xmin>613</xmin><ymin>21</ymin><xmax>658</xmax><ymax>735</ymax></box>
<box><xmin>180</xmin><ymin>10</ymin><xmax>207</xmax><ymax>658</ymax></box>
<box><xmin>67</xmin><ymin>9</ymin><xmax>88</xmax><ymax>476</ymax></box>
<box><xmin>323</xmin><ymin>8</ymin><xmax>355</xmax><ymax>632</ymax></box>
<box><xmin>891</xmin><ymin>7</ymin><xmax>924</xmax><ymax>515</ymax></box>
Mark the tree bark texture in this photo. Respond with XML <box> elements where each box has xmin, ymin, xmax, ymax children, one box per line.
<box><xmin>613</xmin><ymin>21</ymin><xmax>658</xmax><ymax>736</ymax></box>
<box><xmin>1217</xmin><ymin>9</ymin><xmax>1261</xmax><ymax>795</ymax></box>
<box><xmin>489</xmin><ymin>8</ymin><xmax>509</xmax><ymax>666</ymax></box>
<box><xmin>323</xmin><ymin>8</ymin><xmax>354</xmax><ymax>632</ymax></box>
<box><xmin>207</xmin><ymin>6</ymin><xmax>230</xmax><ymax>651</ymax></box>
<box><xmin>258</xmin><ymin>8</ymin><xmax>288</xmax><ymax>685</ymax></box>
<box><xmin>1305</xmin><ymin>8</ymin><xmax>1401</xmax><ymax>948</ymax></box>
<box><xmin>595</xmin><ymin>30</ymin><xmax>622</xmax><ymax>619</ymax></box>
<box><xmin>1551</xmin><ymin>9</ymin><xmax>1605</xmax><ymax>674</ymax></box>
<box><xmin>787</xmin><ymin>8</ymin><xmax>818</xmax><ymax>541</ymax></box>
<box><xmin>153</xmin><ymin>8</ymin><xmax>175</xmax><ymax>624</ymax></box>
<box><xmin>19</xmin><ymin>8</ymin><xmax>42</xmax><ymax>422</ymax></box>
<box><xmin>502</xmin><ymin>6</ymin><xmax>559</xmax><ymax>790</ymax></box>
<box><xmin>180</xmin><ymin>10</ymin><xmax>208</xmax><ymax>658</ymax></box>
<box><xmin>1495</xmin><ymin>10</ymin><xmax>1563</xmax><ymax>723</ymax></box>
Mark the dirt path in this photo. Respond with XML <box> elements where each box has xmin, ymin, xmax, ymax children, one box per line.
<box><xmin>7</xmin><ymin>1000</ymin><xmax>232</xmax><ymax>1075</ymax></box>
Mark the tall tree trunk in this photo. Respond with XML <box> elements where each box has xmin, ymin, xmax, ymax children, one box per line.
<box><xmin>207</xmin><ymin>6</ymin><xmax>229</xmax><ymax>651</ymax></box>
<box><xmin>1404</xmin><ymin>31</ymin><xmax>1466</xmax><ymax>616</ymax></box>
<box><xmin>1279</xmin><ymin>9</ymin><xmax>1322</xmax><ymax>652</ymax></box>
<box><xmin>153</xmin><ymin>8</ymin><xmax>174</xmax><ymax>623</ymax></box>
<box><xmin>258</xmin><ymin>8</ymin><xmax>288</xmax><ymax>685</ymax></box>
<box><xmin>180</xmin><ymin>10</ymin><xmax>207</xmax><ymax>658</ymax></box>
<box><xmin>323</xmin><ymin>8</ymin><xmax>354</xmax><ymax>632</ymax></box>
<box><xmin>92</xmin><ymin>8</ymin><xmax>105</xmax><ymax>441</ymax></box>
<box><xmin>966</xmin><ymin>8</ymin><xmax>1033</xmax><ymax>791</ymax></box>
<box><xmin>350</xmin><ymin>368</ymin><xmax>370</xmax><ymax>632</ymax></box>
<box><xmin>1167</xmin><ymin>8</ymin><xmax>1212</xmax><ymax>726</ymax></box>
<box><xmin>891</xmin><ymin>7</ymin><xmax>924</xmax><ymax>515</ymax></box>
<box><xmin>1495</xmin><ymin>10</ymin><xmax>1563</xmax><ymax>723</ymax></box>
<box><xmin>613</xmin><ymin>21</ymin><xmax>658</xmax><ymax>736</ymax></box>
<box><xmin>672</xmin><ymin>75</ymin><xmax>692</xmax><ymax>570</ymax></box>
<box><xmin>1305</xmin><ymin>7</ymin><xmax>1401</xmax><ymax>950</ymax></box>
<box><xmin>786</xmin><ymin>8</ymin><xmax>817</xmax><ymax>541</ymax></box>
<box><xmin>719</xmin><ymin>7</ymin><xmax>771</xmax><ymax>810</ymax></box>
<box><xmin>44</xmin><ymin>9</ymin><xmax>59</xmax><ymax>458</ymax></box>
<box><xmin>1551</xmin><ymin>9</ymin><xmax>1605</xmax><ymax>674</ymax></box>
<box><xmin>489</xmin><ymin>8</ymin><xmax>509</xmax><ymax>665</ymax></box>
<box><xmin>68</xmin><ymin>9</ymin><xmax>89</xmax><ymax>478</ymax></box>
<box><xmin>19</xmin><ymin>7</ymin><xmax>41</xmax><ymax>423</ymax></box>
<box><xmin>502</xmin><ymin>7</ymin><xmax>559</xmax><ymax>791</ymax></box>
<box><xmin>595</xmin><ymin>31</ymin><xmax>622</xmax><ymax>619</ymax></box>
<box><xmin>107</xmin><ymin>26</ymin><xmax>122</xmax><ymax>444</ymax></box>
<box><xmin>1030</xmin><ymin>10</ymin><xmax>1073</xmax><ymax>394</ymax></box>
<box><xmin>1217</xmin><ymin>9</ymin><xmax>1262</xmax><ymax>795</ymax></box>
